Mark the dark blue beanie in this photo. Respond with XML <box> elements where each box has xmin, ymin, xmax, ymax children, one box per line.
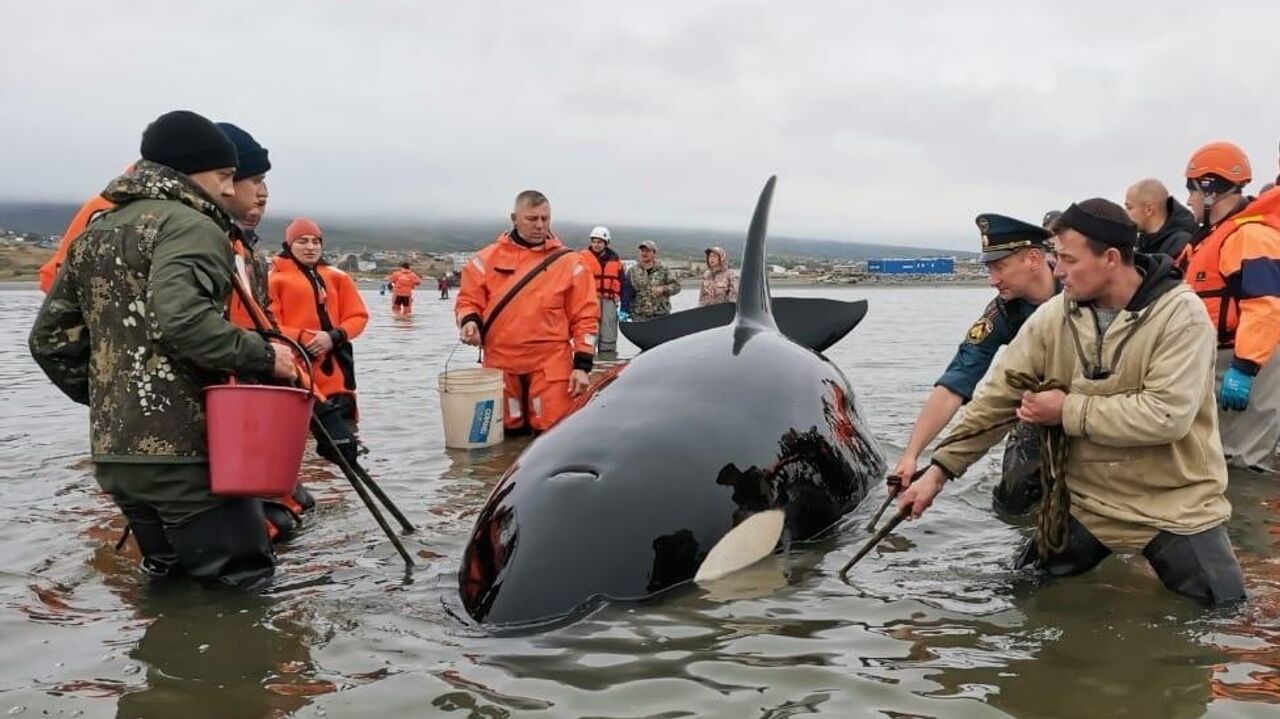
<box><xmin>215</xmin><ymin>122</ymin><xmax>271</xmax><ymax>180</ymax></box>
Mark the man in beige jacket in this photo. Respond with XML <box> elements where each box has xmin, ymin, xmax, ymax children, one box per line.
<box><xmin>898</xmin><ymin>198</ymin><xmax>1245</xmax><ymax>605</ymax></box>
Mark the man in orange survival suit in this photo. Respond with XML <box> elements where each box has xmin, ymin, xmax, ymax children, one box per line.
<box><xmin>456</xmin><ymin>190</ymin><xmax>599</xmax><ymax>434</ymax></box>
<box><xmin>269</xmin><ymin>218</ymin><xmax>369</xmax><ymax>426</ymax></box>
<box><xmin>1179</xmin><ymin>141</ymin><xmax>1280</xmax><ymax>473</ymax></box>
<box><xmin>386</xmin><ymin>263</ymin><xmax>422</xmax><ymax>315</ymax></box>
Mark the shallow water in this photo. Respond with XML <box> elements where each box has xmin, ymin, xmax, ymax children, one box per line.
<box><xmin>1</xmin><ymin>283</ymin><xmax>1276</xmax><ymax>719</ymax></box>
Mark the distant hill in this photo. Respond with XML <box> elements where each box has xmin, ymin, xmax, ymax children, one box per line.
<box><xmin>0</xmin><ymin>200</ymin><xmax>973</xmax><ymax>262</ymax></box>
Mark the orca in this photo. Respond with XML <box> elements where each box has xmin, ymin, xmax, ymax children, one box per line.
<box><xmin>459</xmin><ymin>177</ymin><xmax>886</xmax><ymax>628</ymax></box>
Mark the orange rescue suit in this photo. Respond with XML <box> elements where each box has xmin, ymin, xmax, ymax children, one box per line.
<box><xmin>268</xmin><ymin>255</ymin><xmax>369</xmax><ymax>399</ymax></box>
<box><xmin>1178</xmin><ymin>192</ymin><xmax>1280</xmax><ymax>372</ymax></box>
<box><xmin>38</xmin><ymin>194</ymin><xmax>116</xmax><ymax>293</ymax></box>
<box><xmin>386</xmin><ymin>268</ymin><xmax>422</xmax><ymax>297</ymax></box>
<box><xmin>455</xmin><ymin>232</ymin><xmax>600</xmax><ymax>430</ymax></box>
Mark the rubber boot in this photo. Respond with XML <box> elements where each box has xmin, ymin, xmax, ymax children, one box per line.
<box><xmin>165</xmin><ymin>498</ymin><xmax>275</xmax><ymax>590</ymax></box>
<box><xmin>1015</xmin><ymin>515</ymin><xmax>1111</xmax><ymax>576</ymax></box>
<box><xmin>127</xmin><ymin>517</ymin><xmax>184</xmax><ymax>579</ymax></box>
<box><xmin>1143</xmin><ymin>526</ymin><xmax>1247</xmax><ymax>606</ymax></box>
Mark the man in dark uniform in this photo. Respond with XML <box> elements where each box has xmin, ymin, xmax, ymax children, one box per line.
<box><xmin>892</xmin><ymin>214</ymin><xmax>1060</xmax><ymax>514</ymax></box>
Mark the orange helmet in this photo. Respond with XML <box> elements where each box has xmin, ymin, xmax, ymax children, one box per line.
<box><xmin>1185</xmin><ymin>141</ymin><xmax>1251</xmax><ymax>184</ymax></box>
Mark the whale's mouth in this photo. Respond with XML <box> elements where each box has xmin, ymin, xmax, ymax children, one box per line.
<box><xmin>547</xmin><ymin>466</ymin><xmax>601</xmax><ymax>483</ymax></box>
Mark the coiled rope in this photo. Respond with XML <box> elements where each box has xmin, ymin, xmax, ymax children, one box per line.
<box><xmin>935</xmin><ymin>370</ymin><xmax>1071</xmax><ymax>561</ymax></box>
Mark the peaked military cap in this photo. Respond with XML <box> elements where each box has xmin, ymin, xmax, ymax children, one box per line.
<box><xmin>975</xmin><ymin>213</ymin><xmax>1053</xmax><ymax>263</ymax></box>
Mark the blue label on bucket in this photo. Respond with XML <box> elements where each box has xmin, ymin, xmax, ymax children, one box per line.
<box><xmin>468</xmin><ymin>399</ymin><xmax>495</xmax><ymax>444</ymax></box>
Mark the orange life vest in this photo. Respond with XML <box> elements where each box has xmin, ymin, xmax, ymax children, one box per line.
<box><xmin>1178</xmin><ymin>192</ymin><xmax>1280</xmax><ymax>354</ymax></box>
<box><xmin>580</xmin><ymin>248</ymin><xmax>623</xmax><ymax>299</ymax></box>
<box><xmin>38</xmin><ymin>194</ymin><xmax>116</xmax><ymax>293</ymax></box>
<box><xmin>228</xmin><ymin>237</ymin><xmax>276</xmax><ymax>331</ymax></box>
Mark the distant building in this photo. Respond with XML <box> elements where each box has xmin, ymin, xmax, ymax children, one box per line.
<box><xmin>334</xmin><ymin>253</ymin><xmax>361</xmax><ymax>272</ymax></box>
<box><xmin>866</xmin><ymin>257</ymin><xmax>955</xmax><ymax>275</ymax></box>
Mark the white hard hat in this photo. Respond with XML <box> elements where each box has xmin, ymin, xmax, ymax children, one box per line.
<box><xmin>589</xmin><ymin>226</ymin><xmax>611</xmax><ymax>242</ymax></box>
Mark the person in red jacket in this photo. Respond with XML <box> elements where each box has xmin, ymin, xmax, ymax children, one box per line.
<box><xmin>1179</xmin><ymin>141</ymin><xmax>1280</xmax><ymax>472</ymax></box>
<box><xmin>386</xmin><ymin>263</ymin><xmax>422</xmax><ymax>315</ymax></box>
<box><xmin>456</xmin><ymin>190</ymin><xmax>599</xmax><ymax>434</ymax></box>
<box><xmin>269</xmin><ymin>218</ymin><xmax>369</xmax><ymax>425</ymax></box>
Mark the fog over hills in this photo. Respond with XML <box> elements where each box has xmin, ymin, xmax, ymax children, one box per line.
<box><xmin>0</xmin><ymin>201</ymin><xmax>974</xmax><ymax>262</ymax></box>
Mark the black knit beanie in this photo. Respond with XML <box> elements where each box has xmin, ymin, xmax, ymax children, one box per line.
<box><xmin>1057</xmin><ymin>198</ymin><xmax>1137</xmax><ymax>249</ymax></box>
<box><xmin>216</xmin><ymin>122</ymin><xmax>271</xmax><ymax>180</ymax></box>
<box><xmin>139</xmin><ymin>110</ymin><xmax>238</xmax><ymax>175</ymax></box>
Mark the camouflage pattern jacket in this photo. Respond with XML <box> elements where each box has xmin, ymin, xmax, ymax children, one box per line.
<box><xmin>29</xmin><ymin>161</ymin><xmax>276</xmax><ymax>463</ymax></box>
<box><xmin>625</xmin><ymin>262</ymin><xmax>681</xmax><ymax>320</ymax></box>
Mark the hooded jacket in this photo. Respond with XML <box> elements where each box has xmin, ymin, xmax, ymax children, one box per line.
<box><xmin>29</xmin><ymin>161</ymin><xmax>275</xmax><ymax>461</ymax></box>
<box><xmin>698</xmin><ymin>247</ymin><xmax>739</xmax><ymax>306</ymax></box>
<box><xmin>1137</xmin><ymin>197</ymin><xmax>1197</xmax><ymax>259</ymax></box>
<box><xmin>269</xmin><ymin>254</ymin><xmax>369</xmax><ymax>397</ymax></box>
<box><xmin>932</xmin><ymin>254</ymin><xmax>1229</xmax><ymax>547</ymax></box>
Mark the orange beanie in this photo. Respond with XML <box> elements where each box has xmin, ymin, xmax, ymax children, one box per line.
<box><xmin>285</xmin><ymin>218</ymin><xmax>323</xmax><ymax>245</ymax></box>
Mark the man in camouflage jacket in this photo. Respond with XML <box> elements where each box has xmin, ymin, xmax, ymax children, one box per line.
<box><xmin>29</xmin><ymin>111</ymin><xmax>295</xmax><ymax>589</ymax></box>
<box><xmin>625</xmin><ymin>240</ymin><xmax>682</xmax><ymax>321</ymax></box>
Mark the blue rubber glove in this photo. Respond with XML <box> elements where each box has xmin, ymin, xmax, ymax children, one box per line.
<box><xmin>1218</xmin><ymin>366</ymin><xmax>1253</xmax><ymax>411</ymax></box>
<box><xmin>618</xmin><ymin>309</ymin><xmax>631</xmax><ymax>322</ymax></box>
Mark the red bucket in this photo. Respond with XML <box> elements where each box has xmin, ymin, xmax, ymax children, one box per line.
<box><xmin>205</xmin><ymin>384</ymin><xmax>314</xmax><ymax>497</ymax></box>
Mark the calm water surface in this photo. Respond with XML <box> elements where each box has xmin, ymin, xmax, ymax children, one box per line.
<box><xmin>0</xmin><ymin>284</ymin><xmax>1276</xmax><ymax>718</ymax></box>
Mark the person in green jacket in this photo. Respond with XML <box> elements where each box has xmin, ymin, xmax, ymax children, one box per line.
<box><xmin>29</xmin><ymin>110</ymin><xmax>297</xmax><ymax>589</ymax></box>
<box><xmin>626</xmin><ymin>240</ymin><xmax>681</xmax><ymax>321</ymax></box>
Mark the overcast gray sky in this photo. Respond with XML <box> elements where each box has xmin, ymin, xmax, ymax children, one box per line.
<box><xmin>3</xmin><ymin>1</ymin><xmax>1278</xmax><ymax>250</ymax></box>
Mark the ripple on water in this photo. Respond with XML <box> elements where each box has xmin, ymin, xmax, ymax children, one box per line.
<box><xmin>1</xmin><ymin>285</ymin><xmax>1277</xmax><ymax>718</ymax></box>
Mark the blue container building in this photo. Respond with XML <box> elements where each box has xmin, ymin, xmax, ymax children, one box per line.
<box><xmin>866</xmin><ymin>257</ymin><xmax>955</xmax><ymax>275</ymax></box>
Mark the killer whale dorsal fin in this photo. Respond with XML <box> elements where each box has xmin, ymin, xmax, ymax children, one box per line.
<box><xmin>734</xmin><ymin>176</ymin><xmax>779</xmax><ymax>333</ymax></box>
<box><xmin>618</xmin><ymin>297</ymin><xmax>868</xmax><ymax>353</ymax></box>
<box><xmin>618</xmin><ymin>174</ymin><xmax>871</xmax><ymax>353</ymax></box>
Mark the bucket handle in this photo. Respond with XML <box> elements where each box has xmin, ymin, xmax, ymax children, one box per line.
<box><xmin>443</xmin><ymin>342</ymin><xmax>481</xmax><ymax>380</ymax></box>
<box><xmin>256</xmin><ymin>330</ymin><xmax>318</xmax><ymax>402</ymax></box>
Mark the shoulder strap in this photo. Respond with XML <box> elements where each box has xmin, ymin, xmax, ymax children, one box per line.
<box><xmin>480</xmin><ymin>247</ymin><xmax>574</xmax><ymax>340</ymax></box>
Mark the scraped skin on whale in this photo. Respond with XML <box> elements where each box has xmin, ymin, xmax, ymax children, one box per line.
<box><xmin>459</xmin><ymin>177</ymin><xmax>886</xmax><ymax>628</ymax></box>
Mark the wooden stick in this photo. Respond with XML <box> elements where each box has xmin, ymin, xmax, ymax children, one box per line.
<box><xmin>311</xmin><ymin>417</ymin><xmax>415</xmax><ymax>568</ymax></box>
<box><xmin>840</xmin><ymin>507</ymin><xmax>910</xmax><ymax>581</ymax></box>
<box><xmin>865</xmin><ymin>473</ymin><xmax>906</xmax><ymax>532</ymax></box>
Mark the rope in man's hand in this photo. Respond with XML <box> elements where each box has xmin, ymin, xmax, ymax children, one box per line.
<box><xmin>1005</xmin><ymin>370</ymin><xmax>1071</xmax><ymax>561</ymax></box>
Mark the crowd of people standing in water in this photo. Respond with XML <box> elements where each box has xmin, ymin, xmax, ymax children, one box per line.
<box><xmin>24</xmin><ymin>108</ymin><xmax>1280</xmax><ymax>608</ymax></box>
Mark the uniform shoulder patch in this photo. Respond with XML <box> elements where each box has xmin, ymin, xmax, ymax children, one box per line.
<box><xmin>966</xmin><ymin>316</ymin><xmax>995</xmax><ymax>344</ymax></box>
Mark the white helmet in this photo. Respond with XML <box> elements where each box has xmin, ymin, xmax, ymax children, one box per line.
<box><xmin>589</xmin><ymin>226</ymin><xmax>611</xmax><ymax>243</ymax></box>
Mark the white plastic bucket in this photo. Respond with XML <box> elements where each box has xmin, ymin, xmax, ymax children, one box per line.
<box><xmin>438</xmin><ymin>367</ymin><xmax>505</xmax><ymax>449</ymax></box>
